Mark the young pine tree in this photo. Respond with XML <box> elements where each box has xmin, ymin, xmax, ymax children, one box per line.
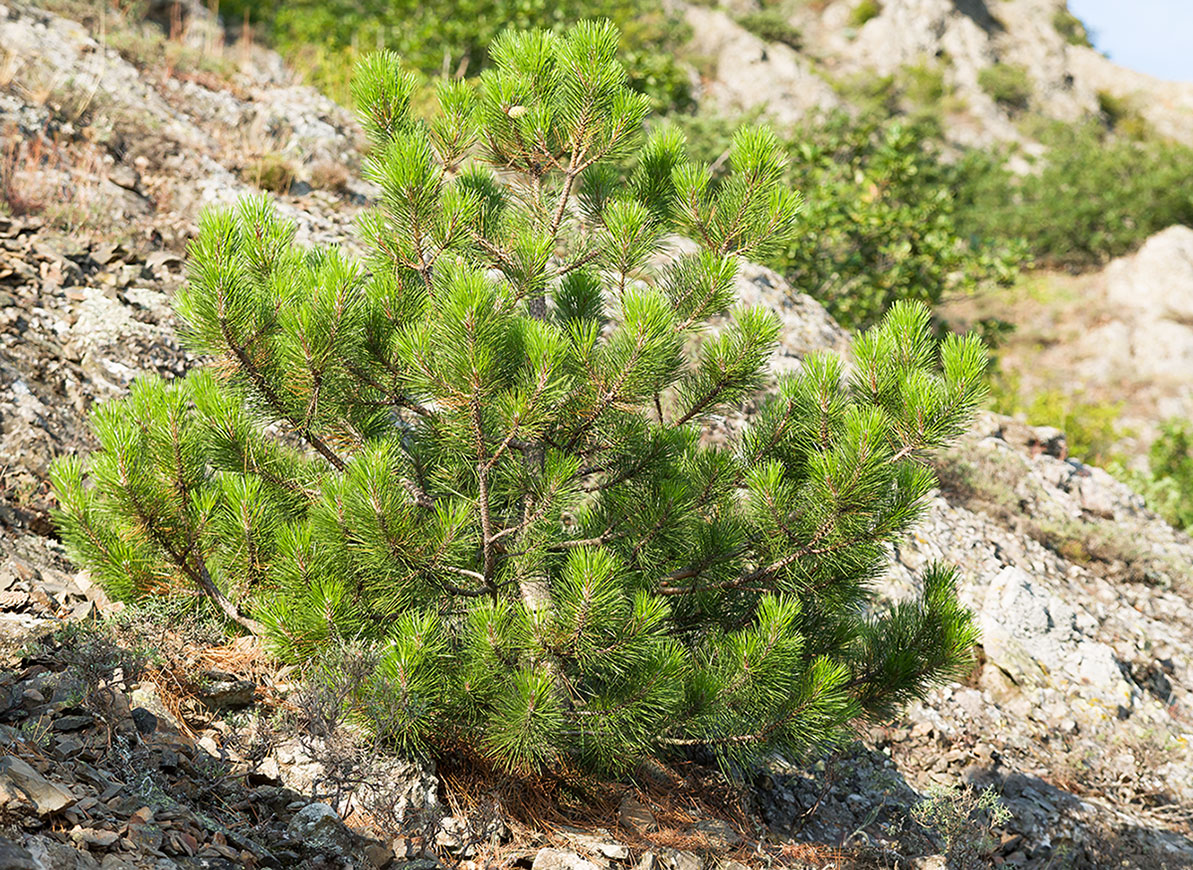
<box><xmin>52</xmin><ymin>22</ymin><xmax>986</xmax><ymax>774</ymax></box>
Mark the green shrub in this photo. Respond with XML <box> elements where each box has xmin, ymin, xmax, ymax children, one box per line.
<box><xmin>223</xmin><ymin>0</ymin><xmax>694</xmax><ymax>113</ymax></box>
<box><xmin>244</xmin><ymin>154</ymin><xmax>296</xmax><ymax>194</ymax></box>
<box><xmin>847</xmin><ymin>0</ymin><xmax>881</xmax><ymax>28</ymax></box>
<box><xmin>737</xmin><ymin>9</ymin><xmax>802</xmax><ymax>50</ymax></box>
<box><xmin>1052</xmin><ymin>7</ymin><xmax>1091</xmax><ymax>47</ymax></box>
<box><xmin>1137</xmin><ymin>421</ymin><xmax>1193</xmax><ymax>531</ymax></box>
<box><xmin>52</xmin><ymin>24</ymin><xmax>986</xmax><ymax>776</ymax></box>
<box><xmin>767</xmin><ymin>112</ymin><xmax>1022</xmax><ymax>329</ymax></box>
<box><xmin>951</xmin><ymin>121</ymin><xmax>1193</xmax><ymax>268</ymax></box>
<box><xmin>978</xmin><ymin>63</ymin><xmax>1031</xmax><ymax>111</ymax></box>
<box><xmin>901</xmin><ymin>62</ymin><xmax>946</xmax><ymax>107</ymax></box>
<box><xmin>913</xmin><ymin>783</ymin><xmax>1011</xmax><ymax>866</ymax></box>
<box><xmin>1097</xmin><ymin>90</ymin><xmax>1150</xmax><ymax>139</ymax></box>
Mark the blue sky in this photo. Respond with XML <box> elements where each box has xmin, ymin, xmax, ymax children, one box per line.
<box><xmin>1067</xmin><ymin>0</ymin><xmax>1193</xmax><ymax>82</ymax></box>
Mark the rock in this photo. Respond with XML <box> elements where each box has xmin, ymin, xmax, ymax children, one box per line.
<box><xmin>683</xmin><ymin>5</ymin><xmax>840</xmax><ymax>126</ymax></box>
<box><xmin>560</xmin><ymin>829</ymin><xmax>629</xmax><ymax>860</ymax></box>
<box><xmin>531</xmin><ymin>848</ymin><xmax>603</xmax><ymax>870</ymax></box>
<box><xmin>69</xmin><ymin>826</ymin><xmax>120</xmax><ymax>848</ymax></box>
<box><xmin>0</xmin><ymin>835</ymin><xmax>37</xmax><ymax>870</ymax></box>
<box><xmin>130</xmin><ymin>707</ymin><xmax>158</xmax><ymax>735</ymax></box>
<box><xmin>24</xmin><ymin>835</ymin><xmax>101</xmax><ymax>870</ymax></box>
<box><xmin>286</xmin><ymin>802</ymin><xmax>360</xmax><ymax>857</ymax></box>
<box><xmin>660</xmin><ymin>850</ymin><xmax>702</xmax><ymax>870</ymax></box>
<box><xmin>1074</xmin><ymin>226</ymin><xmax>1193</xmax><ymax>433</ymax></box>
<box><xmin>977</xmin><ymin>565</ymin><xmax>1136</xmax><ymax>713</ymax></box>
<box><xmin>196</xmin><ymin>672</ymin><xmax>256</xmax><ymax>709</ymax></box>
<box><xmin>694</xmin><ymin>818</ymin><xmax>741</xmax><ymax>849</ymax></box>
<box><xmin>0</xmin><ymin>755</ymin><xmax>75</xmax><ymax>815</ymax></box>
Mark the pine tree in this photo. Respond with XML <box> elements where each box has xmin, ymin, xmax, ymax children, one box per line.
<box><xmin>52</xmin><ymin>22</ymin><xmax>986</xmax><ymax>774</ymax></box>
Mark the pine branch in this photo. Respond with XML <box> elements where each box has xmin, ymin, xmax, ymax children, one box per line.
<box><xmin>217</xmin><ymin>316</ymin><xmax>346</xmax><ymax>472</ymax></box>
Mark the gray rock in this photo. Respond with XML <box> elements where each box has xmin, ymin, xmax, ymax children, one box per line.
<box><xmin>286</xmin><ymin>802</ymin><xmax>360</xmax><ymax>857</ymax></box>
<box><xmin>0</xmin><ymin>835</ymin><xmax>36</xmax><ymax>870</ymax></box>
<box><xmin>196</xmin><ymin>672</ymin><xmax>256</xmax><ymax>709</ymax></box>
<box><xmin>531</xmin><ymin>849</ymin><xmax>603</xmax><ymax>870</ymax></box>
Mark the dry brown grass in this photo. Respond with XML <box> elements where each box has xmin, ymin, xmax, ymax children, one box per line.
<box><xmin>430</xmin><ymin>744</ymin><xmax>884</xmax><ymax>869</ymax></box>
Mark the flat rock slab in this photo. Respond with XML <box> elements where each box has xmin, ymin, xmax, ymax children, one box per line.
<box><xmin>0</xmin><ymin>755</ymin><xmax>76</xmax><ymax>815</ymax></box>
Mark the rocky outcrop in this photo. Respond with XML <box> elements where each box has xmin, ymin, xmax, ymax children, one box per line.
<box><xmin>1077</xmin><ymin>226</ymin><xmax>1193</xmax><ymax>427</ymax></box>
<box><xmin>682</xmin><ymin>5</ymin><xmax>841</xmax><ymax>126</ymax></box>
<box><xmin>990</xmin><ymin>224</ymin><xmax>1193</xmax><ymax>451</ymax></box>
<box><xmin>683</xmin><ymin>0</ymin><xmax>1193</xmax><ymax>148</ymax></box>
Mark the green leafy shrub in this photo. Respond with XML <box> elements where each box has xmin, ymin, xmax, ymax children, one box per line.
<box><xmin>952</xmin><ymin>121</ymin><xmax>1193</xmax><ymax>268</ymax></box>
<box><xmin>1137</xmin><ymin>421</ymin><xmax>1193</xmax><ymax>532</ymax></box>
<box><xmin>53</xmin><ymin>24</ymin><xmax>986</xmax><ymax>775</ymax></box>
<box><xmin>1097</xmin><ymin>90</ymin><xmax>1150</xmax><ymax>140</ymax></box>
<box><xmin>767</xmin><ymin>112</ymin><xmax>1022</xmax><ymax>329</ymax></box>
<box><xmin>847</xmin><ymin>0</ymin><xmax>881</xmax><ymax>28</ymax></box>
<box><xmin>737</xmin><ymin>9</ymin><xmax>802</xmax><ymax>50</ymax></box>
<box><xmin>978</xmin><ymin>63</ymin><xmax>1031</xmax><ymax>111</ymax></box>
<box><xmin>223</xmin><ymin>0</ymin><xmax>693</xmax><ymax>113</ymax></box>
<box><xmin>901</xmin><ymin>62</ymin><xmax>946</xmax><ymax>107</ymax></box>
<box><xmin>1052</xmin><ymin>7</ymin><xmax>1091</xmax><ymax>47</ymax></box>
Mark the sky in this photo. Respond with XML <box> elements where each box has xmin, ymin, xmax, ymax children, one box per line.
<box><xmin>1067</xmin><ymin>0</ymin><xmax>1193</xmax><ymax>83</ymax></box>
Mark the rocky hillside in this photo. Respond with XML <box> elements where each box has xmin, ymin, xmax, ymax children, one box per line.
<box><xmin>684</xmin><ymin>0</ymin><xmax>1193</xmax><ymax>147</ymax></box>
<box><xmin>0</xmin><ymin>2</ymin><xmax>1191</xmax><ymax>869</ymax></box>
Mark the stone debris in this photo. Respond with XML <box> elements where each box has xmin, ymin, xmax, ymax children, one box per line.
<box><xmin>0</xmin><ymin>642</ymin><xmax>419</xmax><ymax>868</ymax></box>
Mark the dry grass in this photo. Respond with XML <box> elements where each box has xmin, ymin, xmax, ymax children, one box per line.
<box><xmin>431</xmin><ymin>745</ymin><xmax>885</xmax><ymax>868</ymax></box>
<box><xmin>0</xmin><ymin>124</ymin><xmax>121</xmax><ymax>240</ymax></box>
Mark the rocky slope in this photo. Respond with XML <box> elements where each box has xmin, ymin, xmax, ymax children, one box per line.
<box><xmin>941</xmin><ymin>224</ymin><xmax>1193</xmax><ymax>459</ymax></box>
<box><xmin>682</xmin><ymin>0</ymin><xmax>1193</xmax><ymax>147</ymax></box>
<box><xmin>0</xmin><ymin>2</ymin><xmax>1191</xmax><ymax>869</ymax></box>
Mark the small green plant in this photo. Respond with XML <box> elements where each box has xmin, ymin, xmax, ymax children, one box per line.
<box><xmin>978</xmin><ymin>62</ymin><xmax>1031</xmax><ymax>111</ymax></box>
<box><xmin>912</xmin><ymin>783</ymin><xmax>1012</xmax><ymax>867</ymax></box>
<box><xmin>847</xmin><ymin>0</ymin><xmax>881</xmax><ymax>28</ymax></box>
<box><xmin>988</xmin><ymin>377</ymin><xmax>1126</xmax><ymax>467</ymax></box>
<box><xmin>1096</xmin><ymin>90</ymin><xmax>1150</xmax><ymax>140</ymax></box>
<box><xmin>901</xmin><ymin>62</ymin><xmax>946</xmax><ymax>107</ymax></box>
<box><xmin>245</xmin><ymin>154</ymin><xmax>297</xmax><ymax>194</ymax></box>
<box><xmin>1136</xmin><ymin>420</ymin><xmax>1193</xmax><ymax>532</ymax></box>
<box><xmin>1052</xmin><ymin>7</ymin><xmax>1091</xmax><ymax>47</ymax></box>
<box><xmin>737</xmin><ymin>9</ymin><xmax>802</xmax><ymax>50</ymax></box>
<box><xmin>53</xmin><ymin>24</ymin><xmax>988</xmax><ymax>776</ymax></box>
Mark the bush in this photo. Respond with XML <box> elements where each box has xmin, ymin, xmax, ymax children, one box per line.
<box><xmin>53</xmin><ymin>24</ymin><xmax>985</xmax><ymax>775</ymax></box>
<box><xmin>988</xmin><ymin>380</ymin><xmax>1126</xmax><ymax>467</ymax></box>
<box><xmin>901</xmin><ymin>62</ymin><xmax>946</xmax><ymax>107</ymax></box>
<box><xmin>978</xmin><ymin>63</ymin><xmax>1031</xmax><ymax>111</ymax></box>
<box><xmin>223</xmin><ymin>0</ymin><xmax>693</xmax><ymax>114</ymax></box>
<box><xmin>767</xmin><ymin>112</ymin><xmax>1022</xmax><ymax>329</ymax></box>
<box><xmin>951</xmin><ymin>121</ymin><xmax>1193</xmax><ymax>268</ymax></box>
<box><xmin>1097</xmin><ymin>90</ymin><xmax>1150</xmax><ymax>139</ymax></box>
<box><xmin>244</xmin><ymin>154</ymin><xmax>296</xmax><ymax>194</ymax></box>
<box><xmin>1053</xmin><ymin>7</ymin><xmax>1091</xmax><ymax>47</ymax></box>
<box><xmin>1137</xmin><ymin>421</ymin><xmax>1193</xmax><ymax>532</ymax></box>
<box><xmin>737</xmin><ymin>10</ymin><xmax>802</xmax><ymax>50</ymax></box>
<box><xmin>913</xmin><ymin>783</ymin><xmax>1011</xmax><ymax>866</ymax></box>
<box><xmin>847</xmin><ymin>0</ymin><xmax>881</xmax><ymax>28</ymax></box>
